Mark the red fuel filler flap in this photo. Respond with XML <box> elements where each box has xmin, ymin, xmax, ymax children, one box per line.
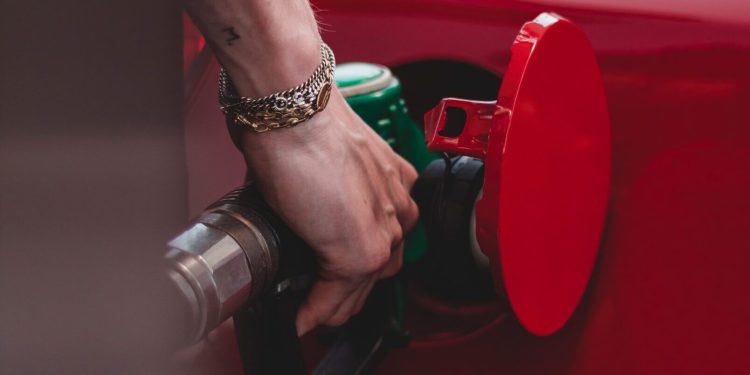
<box><xmin>424</xmin><ymin>13</ymin><xmax>611</xmax><ymax>335</ymax></box>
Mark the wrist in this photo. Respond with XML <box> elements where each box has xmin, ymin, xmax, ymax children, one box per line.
<box><xmin>185</xmin><ymin>0</ymin><xmax>323</xmax><ymax>97</ymax></box>
<box><xmin>221</xmin><ymin>35</ymin><xmax>322</xmax><ymax>98</ymax></box>
<box><xmin>240</xmin><ymin>89</ymin><xmax>342</xmax><ymax>147</ymax></box>
<box><xmin>237</xmin><ymin>89</ymin><xmax>359</xmax><ymax>170</ymax></box>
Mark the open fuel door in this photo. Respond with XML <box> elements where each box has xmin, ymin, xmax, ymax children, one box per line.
<box><xmin>424</xmin><ymin>13</ymin><xmax>611</xmax><ymax>336</ymax></box>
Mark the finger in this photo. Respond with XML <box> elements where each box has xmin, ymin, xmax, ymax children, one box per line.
<box><xmin>324</xmin><ymin>284</ymin><xmax>367</xmax><ymax>327</ymax></box>
<box><xmin>351</xmin><ymin>277</ymin><xmax>378</xmax><ymax>316</ymax></box>
<box><xmin>380</xmin><ymin>241</ymin><xmax>404</xmax><ymax>279</ymax></box>
<box><xmin>296</xmin><ymin>279</ymin><xmax>359</xmax><ymax>336</ymax></box>
<box><xmin>398</xmin><ymin>159</ymin><xmax>419</xmax><ymax>188</ymax></box>
<box><xmin>386</xmin><ymin>215</ymin><xmax>405</xmax><ymax>249</ymax></box>
<box><xmin>397</xmin><ymin>196</ymin><xmax>419</xmax><ymax>233</ymax></box>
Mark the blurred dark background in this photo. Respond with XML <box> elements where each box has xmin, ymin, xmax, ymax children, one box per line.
<box><xmin>0</xmin><ymin>1</ymin><xmax>191</xmax><ymax>373</ymax></box>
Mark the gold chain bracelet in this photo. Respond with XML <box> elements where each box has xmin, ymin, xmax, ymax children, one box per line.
<box><xmin>218</xmin><ymin>43</ymin><xmax>336</xmax><ymax>132</ymax></box>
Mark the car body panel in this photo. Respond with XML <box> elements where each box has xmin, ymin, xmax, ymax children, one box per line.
<box><xmin>182</xmin><ymin>1</ymin><xmax>750</xmax><ymax>373</ymax></box>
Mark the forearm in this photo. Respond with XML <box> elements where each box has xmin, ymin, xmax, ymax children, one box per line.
<box><xmin>182</xmin><ymin>0</ymin><xmax>322</xmax><ymax>97</ymax></box>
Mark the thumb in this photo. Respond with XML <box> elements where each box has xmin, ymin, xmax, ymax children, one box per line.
<box><xmin>295</xmin><ymin>280</ymin><xmax>350</xmax><ymax>336</ymax></box>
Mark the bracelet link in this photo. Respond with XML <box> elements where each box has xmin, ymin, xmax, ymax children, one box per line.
<box><xmin>218</xmin><ymin>43</ymin><xmax>336</xmax><ymax>133</ymax></box>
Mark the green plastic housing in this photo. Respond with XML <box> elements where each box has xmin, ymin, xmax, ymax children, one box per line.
<box><xmin>335</xmin><ymin>63</ymin><xmax>437</xmax><ymax>261</ymax></box>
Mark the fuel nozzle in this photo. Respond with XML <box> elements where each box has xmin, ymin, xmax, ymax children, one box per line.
<box><xmin>411</xmin><ymin>154</ymin><xmax>496</xmax><ymax>302</ymax></box>
<box><xmin>164</xmin><ymin>184</ymin><xmax>400</xmax><ymax>375</ymax></box>
<box><xmin>165</xmin><ymin>185</ymin><xmax>313</xmax><ymax>344</ymax></box>
<box><xmin>166</xmin><ymin>62</ymin><xmax>431</xmax><ymax>345</ymax></box>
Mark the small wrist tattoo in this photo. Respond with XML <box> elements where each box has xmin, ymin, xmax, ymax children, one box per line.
<box><xmin>222</xmin><ymin>26</ymin><xmax>240</xmax><ymax>45</ymax></box>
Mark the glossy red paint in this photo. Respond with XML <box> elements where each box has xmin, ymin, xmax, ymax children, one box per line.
<box><xmin>182</xmin><ymin>1</ymin><xmax>750</xmax><ymax>373</ymax></box>
<box><xmin>423</xmin><ymin>14</ymin><xmax>611</xmax><ymax>336</ymax></box>
<box><xmin>312</xmin><ymin>2</ymin><xmax>750</xmax><ymax>374</ymax></box>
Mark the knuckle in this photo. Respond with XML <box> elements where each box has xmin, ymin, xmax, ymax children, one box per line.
<box><xmin>401</xmin><ymin>162</ymin><xmax>418</xmax><ymax>186</ymax></box>
<box><xmin>384</xmin><ymin>203</ymin><xmax>397</xmax><ymax>218</ymax></box>
<box><xmin>384</xmin><ymin>164</ymin><xmax>399</xmax><ymax>178</ymax></box>
<box><xmin>392</xmin><ymin>257</ymin><xmax>404</xmax><ymax>274</ymax></box>
<box><xmin>398</xmin><ymin>198</ymin><xmax>419</xmax><ymax>231</ymax></box>
<box><xmin>407</xmin><ymin>199</ymin><xmax>420</xmax><ymax>225</ymax></box>
<box><xmin>391</xmin><ymin>225</ymin><xmax>404</xmax><ymax>246</ymax></box>
<box><xmin>326</xmin><ymin>314</ymin><xmax>350</xmax><ymax>327</ymax></box>
<box><xmin>362</xmin><ymin>243</ymin><xmax>390</xmax><ymax>273</ymax></box>
<box><xmin>352</xmin><ymin>304</ymin><xmax>365</xmax><ymax>316</ymax></box>
<box><xmin>381</xmin><ymin>268</ymin><xmax>397</xmax><ymax>278</ymax></box>
<box><xmin>382</xmin><ymin>258</ymin><xmax>403</xmax><ymax>278</ymax></box>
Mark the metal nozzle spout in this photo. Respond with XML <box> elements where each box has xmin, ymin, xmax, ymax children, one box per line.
<box><xmin>164</xmin><ymin>188</ymin><xmax>280</xmax><ymax>344</ymax></box>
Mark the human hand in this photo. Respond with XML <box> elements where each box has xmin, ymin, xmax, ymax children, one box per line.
<box><xmin>239</xmin><ymin>89</ymin><xmax>419</xmax><ymax>335</ymax></box>
<box><xmin>182</xmin><ymin>0</ymin><xmax>417</xmax><ymax>335</ymax></box>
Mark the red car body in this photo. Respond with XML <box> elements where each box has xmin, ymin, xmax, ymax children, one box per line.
<box><xmin>183</xmin><ymin>1</ymin><xmax>750</xmax><ymax>373</ymax></box>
